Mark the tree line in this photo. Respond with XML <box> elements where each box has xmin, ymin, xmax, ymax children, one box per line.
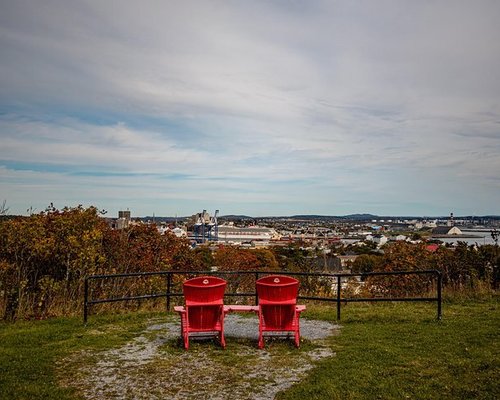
<box><xmin>0</xmin><ymin>206</ymin><xmax>498</xmax><ymax>320</ymax></box>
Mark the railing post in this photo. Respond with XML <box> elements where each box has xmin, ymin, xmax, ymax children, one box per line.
<box><xmin>166</xmin><ymin>272</ymin><xmax>172</xmax><ymax>312</ymax></box>
<box><xmin>437</xmin><ymin>271</ymin><xmax>442</xmax><ymax>320</ymax></box>
<box><xmin>336</xmin><ymin>275</ymin><xmax>341</xmax><ymax>320</ymax></box>
<box><xmin>84</xmin><ymin>277</ymin><xmax>89</xmax><ymax>324</ymax></box>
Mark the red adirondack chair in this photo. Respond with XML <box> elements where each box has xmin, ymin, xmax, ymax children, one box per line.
<box><xmin>174</xmin><ymin>276</ymin><xmax>227</xmax><ymax>350</ymax></box>
<box><xmin>256</xmin><ymin>275</ymin><xmax>305</xmax><ymax>348</ymax></box>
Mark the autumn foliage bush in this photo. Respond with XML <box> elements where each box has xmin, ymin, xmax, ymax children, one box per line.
<box><xmin>354</xmin><ymin>241</ymin><xmax>499</xmax><ymax>298</ymax></box>
<box><xmin>1</xmin><ymin>206</ymin><xmax>498</xmax><ymax>320</ymax></box>
<box><xmin>213</xmin><ymin>246</ymin><xmax>279</xmax><ymax>297</ymax></box>
<box><xmin>0</xmin><ymin>206</ymin><xmax>283</xmax><ymax>320</ymax></box>
<box><xmin>0</xmin><ymin>206</ymin><xmax>198</xmax><ymax>320</ymax></box>
<box><xmin>0</xmin><ymin>206</ymin><xmax>109</xmax><ymax>320</ymax></box>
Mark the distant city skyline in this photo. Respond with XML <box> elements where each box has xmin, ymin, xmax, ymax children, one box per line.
<box><xmin>1</xmin><ymin>1</ymin><xmax>499</xmax><ymax>217</ymax></box>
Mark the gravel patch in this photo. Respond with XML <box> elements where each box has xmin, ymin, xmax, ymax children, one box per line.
<box><xmin>60</xmin><ymin>315</ymin><xmax>340</xmax><ymax>400</ymax></box>
<box><xmin>224</xmin><ymin>314</ymin><xmax>337</xmax><ymax>341</ymax></box>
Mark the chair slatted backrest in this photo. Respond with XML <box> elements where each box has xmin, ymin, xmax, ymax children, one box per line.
<box><xmin>183</xmin><ymin>276</ymin><xmax>226</xmax><ymax>330</ymax></box>
<box><xmin>256</xmin><ymin>275</ymin><xmax>299</xmax><ymax>304</ymax></box>
<box><xmin>256</xmin><ymin>275</ymin><xmax>299</xmax><ymax>330</ymax></box>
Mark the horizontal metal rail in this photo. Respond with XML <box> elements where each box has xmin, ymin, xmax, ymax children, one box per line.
<box><xmin>83</xmin><ymin>269</ymin><xmax>442</xmax><ymax>323</ymax></box>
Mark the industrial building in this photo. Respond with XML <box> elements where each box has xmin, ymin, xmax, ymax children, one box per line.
<box><xmin>216</xmin><ymin>225</ymin><xmax>278</xmax><ymax>243</ymax></box>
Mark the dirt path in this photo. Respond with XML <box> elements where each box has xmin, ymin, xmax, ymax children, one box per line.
<box><xmin>60</xmin><ymin>315</ymin><xmax>340</xmax><ymax>399</ymax></box>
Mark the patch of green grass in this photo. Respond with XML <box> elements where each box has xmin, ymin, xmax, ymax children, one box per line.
<box><xmin>1</xmin><ymin>299</ymin><xmax>499</xmax><ymax>400</ymax></box>
<box><xmin>0</xmin><ymin>312</ymin><xmax>167</xmax><ymax>400</ymax></box>
<box><xmin>278</xmin><ymin>299</ymin><xmax>500</xmax><ymax>400</ymax></box>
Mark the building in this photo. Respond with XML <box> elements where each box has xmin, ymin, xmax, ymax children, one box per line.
<box><xmin>109</xmin><ymin>210</ymin><xmax>131</xmax><ymax>229</ymax></box>
<box><xmin>158</xmin><ymin>225</ymin><xmax>187</xmax><ymax>237</ymax></box>
<box><xmin>118</xmin><ymin>210</ymin><xmax>131</xmax><ymax>220</ymax></box>
<box><xmin>432</xmin><ymin>226</ymin><xmax>463</xmax><ymax>236</ymax></box>
<box><xmin>366</xmin><ymin>234</ymin><xmax>388</xmax><ymax>246</ymax></box>
<box><xmin>217</xmin><ymin>225</ymin><xmax>278</xmax><ymax>243</ymax></box>
<box><xmin>391</xmin><ymin>234</ymin><xmax>408</xmax><ymax>242</ymax></box>
<box><xmin>426</xmin><ymin>244</ymin><xmax>440</xmax><ymax>252</ymax></box>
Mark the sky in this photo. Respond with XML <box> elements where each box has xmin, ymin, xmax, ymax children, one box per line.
<box><xmin>1</xmin><ymin>1</ymin><xmax>499</xmax><ymax>217</ymax></box>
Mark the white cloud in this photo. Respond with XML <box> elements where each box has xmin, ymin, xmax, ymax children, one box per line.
<box><xmin>0</xmin><ymin>1</ymin><xmax>499</xmax><ymax>215</ymax></box>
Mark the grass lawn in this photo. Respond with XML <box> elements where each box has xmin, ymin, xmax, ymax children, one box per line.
<box><xmin>0</xmin><ymin>298</ymin><xmax>498</xmax><ymax>399</ymax></box>
<box><xmin>280</xmin><ymin>299</ymin><xmax>500</xmax><ymax>400</ymax></box>
<box><xmin>0</xmin><ymin>313</ymin><xmax>157</xmax><ymax>400</ymax></box>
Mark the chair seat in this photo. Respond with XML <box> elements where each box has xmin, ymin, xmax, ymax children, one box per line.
<box><xmin>258</xmin><ymin>298</ymin><xmax>297</xmax><ymax>305</ymax></box>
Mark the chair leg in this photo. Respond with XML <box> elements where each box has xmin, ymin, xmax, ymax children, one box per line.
<box><xmin>219</xmin><ymin>323</ymin><xmax>226</xmax><ymax>349</ymax></box>
<box><xmin>258</xmin><ymin>334</ymin><xmax>265</xmax><ymax>349</ymax></box>
<box><xmin>220</xmin><ymin>331</ymin><xmax>226</xmax><ymax>349</ymax></box>
<box><xmin>294</xmin><ymin>311</ymin><xmax>300</xmax><ymax>347</ymax></box>
<box><xmin>258</xmin><ymin>309</ymin><xmax>265</xmax><ymax>349</ymax></box>
<box><xmin>180</xmin><ymin>311</ymin><xmax>189</xmax><ymax>350</ymax></box>
<box><xmin>219</xmin><ymin>306</ymin><xmax>226</xmax><ymax>349</ymax></box>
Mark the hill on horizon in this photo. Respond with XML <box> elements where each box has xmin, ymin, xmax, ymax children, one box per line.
<box><xmin>137</xmin><ymin>213</ymin><xmax>500</xmax><ymax>221</ymax></box>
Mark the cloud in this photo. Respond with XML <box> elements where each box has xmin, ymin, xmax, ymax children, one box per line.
<box><xmin>0</xmin><ymin>1</ymin><xmax>499</xmax><ymax>216</ymax></box>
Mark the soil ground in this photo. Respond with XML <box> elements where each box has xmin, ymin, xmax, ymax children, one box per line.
<box><xmin>59</xmin><ymin>314</ymin><xmax>339</xmax><ymax>400</ymax></box>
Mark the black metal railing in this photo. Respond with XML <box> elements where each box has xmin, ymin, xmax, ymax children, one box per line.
<box><xmin>84</xmin><ymin>269</ymin><xmax>442</xmax><ymax>323</ymax></box>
